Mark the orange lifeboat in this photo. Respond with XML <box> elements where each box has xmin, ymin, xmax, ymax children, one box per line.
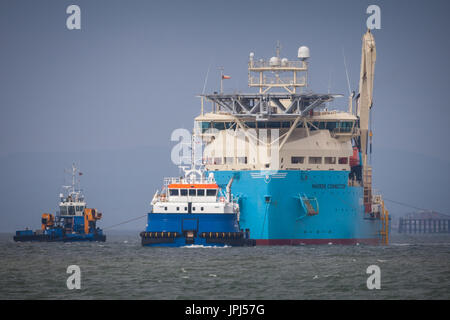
<box><xmin>349</xmin><ymin>146</ymin><xmax>360</xmax><ymax>167</ymax></box>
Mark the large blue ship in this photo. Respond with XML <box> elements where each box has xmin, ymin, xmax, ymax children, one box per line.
<box><xmin>14</xmin><ymin>164</ymin><xmax>106</xmax><ymax>242</ymax></box>
<box><xmin>190</xmin><ymin>30</ymin><xmax>389</xmax><ymax>245</ymax></box>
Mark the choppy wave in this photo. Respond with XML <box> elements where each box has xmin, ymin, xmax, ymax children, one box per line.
<box><xmin>0</xmin><ymin>232</ymin><xmax>449</xmax><ymax>299</ymax></box>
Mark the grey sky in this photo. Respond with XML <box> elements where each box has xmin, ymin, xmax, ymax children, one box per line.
<box><xmin>1</xmin><ymin>0</ymin><xmax>449</xmax><ymax>231</ymax></box>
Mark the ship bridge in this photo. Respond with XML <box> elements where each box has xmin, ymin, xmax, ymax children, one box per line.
<box><xmin>195</xmin><ymin>39</ymin><xmax>368</xmax><ymax>176</ymax></box>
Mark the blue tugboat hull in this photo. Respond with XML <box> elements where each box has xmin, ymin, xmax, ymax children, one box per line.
<box><xmin>13</xmin><ymin>229</ymin><xmax>106</xmax><ymax>242</ymax></box>
<box><xmin>140</xmin><ymin>213</ymin><xmax>254</xmax><ymax>247</ymax></box>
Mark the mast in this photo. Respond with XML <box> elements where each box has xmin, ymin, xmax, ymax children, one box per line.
<box><xmin>357</xmin><ymin>29</ymin><xmax>376</xmax><ymax>168</ymax></box>
<box><xmin>357</xmin><ymin>29</ymin><xmax>376</xmax><ymax>214</ymax></box>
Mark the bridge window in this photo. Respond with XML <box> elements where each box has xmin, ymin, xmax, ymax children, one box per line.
<box><xmin>60</xmin><ymin>206</ymin><xmax>67</xmax><ymax>215</ymax></box>
<box><xmin>169</xmin><ymin>189</ymin><xmax>179</xmax><ymax>196</ymax></box>
<box><xmin>282</xmin><ymin>122</ymin><xmax>291</xmax><ymax>128</ymax></box>
<box><xmin>225</xmin><ymin>157</ymin><xmax>234</xmax><ymax>164</ymax></box>
<box><xmin>267</xmin><ymin>122</ymin><xmax>281</xmax><ymax>128</ymax></box>
<box><xmin>213</xmin><ymin>122</ymin><xmax>225</xmax><ymax>130</ymax></box>
<box><xmin>197</xmin><ymin>189</ymin><xmax>205</xmax><ymax>196</ymax></box>
<box><xmin>206</xmin><ymin>189</ymin><xmax>217</xmax><ymax>196</ymax></box>
<box><xmin>325</xmin><ymin>122</ymin><xmax>337</xmax><ymax>130</ymax></box>
<box><xmin>338</xmin><ymin>121</ymin><xmax>353</xmax><ymax>131</ymax></box>
<box><xmin>189</xmin><ymin>189</ymin><xmax>196</xmax><ymax>196</ymax></box>
<box><xmin>201</xmin><ymin>122</ymin><xmax>211</xmax><ymax>133</ymax></box>
<box><xmin>338</xmin><ymin>157</ymin><xmax>349</xmax><ymax>164</ymax></box>
<box><xmin>245</xmin><ymin>122</ymin><xmax>256</xmax><ymax>128</ymax></box>
<box><xmin>180</xmin><ymin>189</ymin><xmax>188</xmax><ymax>196</ymax></box>
<box><xmin>213</xmin><ymin>157</ymin><xmax>222</xmax><ymax>165</ymax></box>
<box><xmin>291</xmin><ymin>156</ymin><xmax>304</xmax><ymax>164</ymax></box>
<box><xmin>324</xmin><ymin>157</ymin><xmax>336</xmax><ymax>164</ymax></box>
<box><xmin>68</xmin><ymin>206</ymin><xmax>75</xmax><ymax>215</ymax></box>
<box><xmin>309</xmin><ymin>157</ymin><xmax>322</xmax><ymax>164</ymax></box>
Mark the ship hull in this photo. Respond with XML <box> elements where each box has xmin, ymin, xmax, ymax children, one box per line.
<box><xmin>13</xmin><ymin>233</ymin><xmax>106</xmax><ymax>242</ymax></box>
<box><xmin>141</xmin><ymin>213</ymin><xmax>255</xmax><ymax>247</ymax></box>
<box><xmin>209</xmin><ymin>169</ymin><xmax>383</xmax><ymax>245</ymax></box>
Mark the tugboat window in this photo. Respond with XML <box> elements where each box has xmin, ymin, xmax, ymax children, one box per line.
<box><xmin>169</xmin><ymin>189</ymin><xmax>179</xmax><ymax>196</ymax></box>
<box><xmin>180</xmin><ymin>189</ymin><xmax>188</xmax><ymax>196</ymax></box>
<box><xmin>206</xmin><ymin>189</ymin><xmax>217</xmax><ymax>196</ymax></box>
<box><xmin>197</xmin><ymin>189</ymin><xmax>205</xmax><ymax>196</ymax></box>
<box><xmin>189</xmin><ymin>189</ymin><xmax>196</xmax><ymax>196</ymax></box>
<box><xmin>68</xmin><ymin>206</ymin><xmax>75</xmax><ymax>215</ymax></box>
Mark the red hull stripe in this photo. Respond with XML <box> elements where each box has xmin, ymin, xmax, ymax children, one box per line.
<box><xmin>254</xmin><ymin>238</ymin><xmax>380</xmax><ymax>245</ymax></box>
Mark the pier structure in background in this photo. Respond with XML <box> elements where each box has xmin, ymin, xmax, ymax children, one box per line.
<box><xmin>398</xmin><ymin>211</ymin><xmax>450</xmax><ymax>234</ymax></box>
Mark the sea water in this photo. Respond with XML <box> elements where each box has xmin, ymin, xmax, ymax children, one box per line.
<box><xmin>0</xmin><ymin>231</ymin><xmax>449</xmax><ymax>299</ymax></box>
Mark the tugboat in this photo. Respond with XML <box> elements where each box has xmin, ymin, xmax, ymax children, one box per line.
<box><xmin>14</xmin><ymin>164</ymin><xmax>106</xmax><ymax>242</ymax></box>
<box><xmin>140</xmin><ymin>166</ymin><xmax>255</xmax><ymax>247</ymax></box>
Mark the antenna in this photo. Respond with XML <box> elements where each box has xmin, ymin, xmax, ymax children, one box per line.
<box><xmin>276</xmin><ymin>40</ymin><xmax>281</xmax><ymax>57</ymax></box>
<box><xmin>327</xmin><ymin>68</ymin><xmax>333</xmax><ymax>94</ymax></box>
<box><xmin>218</xmin><ymin>66</ymin><xmax>224</xmax><ymax>94</ymax></box>
<box><xmin>202</xmin><ymin>62</ymin><xmax>211</xmax><ymax>95</ymax></box>
<box><xmin>342</xmin><ymin>47</ymin><xmax>351</xmax><ymax>96</ymax></box>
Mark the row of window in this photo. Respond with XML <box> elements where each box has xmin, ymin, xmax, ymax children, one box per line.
<box><xmin>163</xmin><ymin>206</ymin><xmax>205</xmax><ymax>212</ymax></box>
<box><xmin>204</xmin><ymin>157</ymin><xmax>247</xmax><ymax>165</ymax></box>
<box><xmin>169</xmin><ymin>189</ymin><xmax>217</xmax><ymax>197</ymax></box>
<box><xmin>290</xmin><ymin>156</ymin><xmax>349</xmax><ymax>165</ymax></box>
<box><xmin>203</xmin><ymin>156</ymin><xmax>349</xmax><ymax>165</ymax></box>
<box><xmin>60</xmin><ymin>206</ymin><xmax>85</xmax><ymax>215</ymax></box>
<box><xmin>200</xmin><ymin>121</ymin><xmax>355</xmax><ymax>133</ymax></box>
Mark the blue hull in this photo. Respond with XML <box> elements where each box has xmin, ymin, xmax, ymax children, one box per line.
<box><xmin>13</xmin><ymin>232</ymin><xmax>106</xmax><ymax>242</ymax></box>
<box><xmin>141</xmin><ymin>213</ymin><xmax>254</xmax><ymax>247</ymax></box>
<box><xmin>209</xmin><ymin>170</ymin><xmax>382</xmax><ymax>245</ymax></box>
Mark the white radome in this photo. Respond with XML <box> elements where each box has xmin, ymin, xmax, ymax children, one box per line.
<box><xmin>269</xmin><ymin>56</ymin><xmax>281</xmax><ymax>67</ymax></box>
<box><xmin>298</xmin><ymin>46</ymin><xmax>310</xmax><ymax>60</ymax></box>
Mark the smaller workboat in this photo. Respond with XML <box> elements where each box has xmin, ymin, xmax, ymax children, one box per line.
<box><xmin>140</xmin><ymin>166</ymin><xmax>254</xmax><ymax>247</ymax></box>
<box><xmin>14</xmin><ymin>164</ymin><xmax>106</xmax><ymax>242</ymax></box>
